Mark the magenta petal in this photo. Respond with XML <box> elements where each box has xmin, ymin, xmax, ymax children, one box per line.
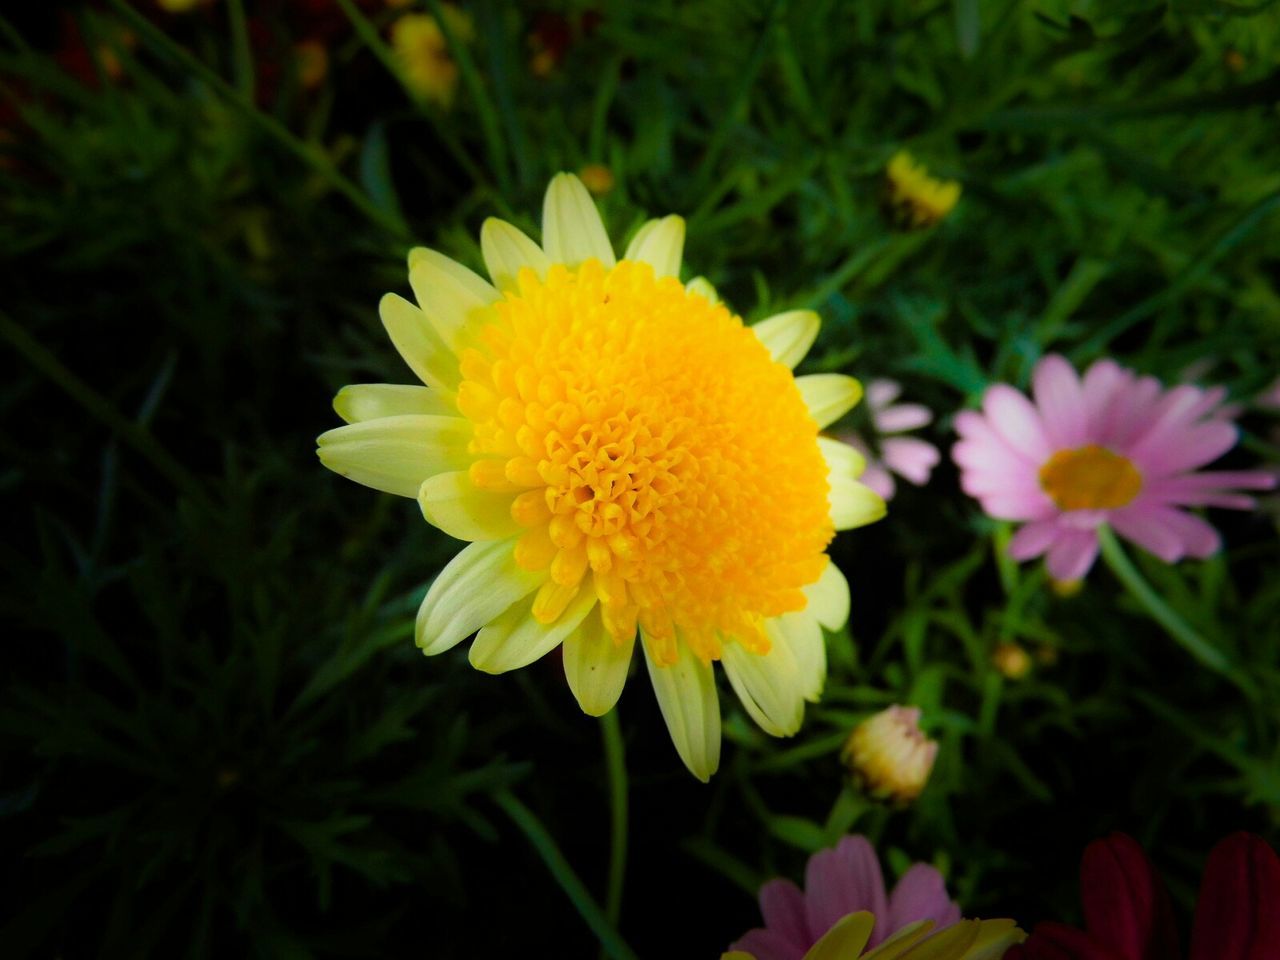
<box><xmin>1008</xmin><ymin>519</ymin><xmax>1062</xmax><ymax>561</ymax></box>
<box><xmin>1045</xmin><ymin>529</ymin><xmax>1099</xmax><ymax>580</ymax></box>
<box><xmin>882</xmin><ymin>437</ymin><xmax>940</xmax><ymax>485</ymax></box>
<box><xmin>887</xmin><ymin>864</ymin><xmax>961</xmax><ymax>936</ymax></box>
<box><xmin>1079</xmin><ymin>833</ymin><xmax>1180</xmax><ymax>960</ymax></box>
<box><xmin>1189</xmin><ymin>833</ymin><xmax>1280</xmax><ymax>960</ymax></box>
<box><xmin>759</xmin><ymin>879</ymin><xmax>810</xmax><ymax>947</ymax></box>
<box><xmin>866</xmin><ymin>378</ymin><xmax>903</xmax><ymax>412</ymax></box>
<box><xmin>730</xmin><ymin>927</ymin><xmax>809</xmax><ymax>960</ymax></box>
<box><xmin>860</xmin><ymin>461</ymin><xmax>897</xmax><ymax>501</ymax></box>
<box><xmin>875</xmin><ymin>403</ymin><xmax>933</xmax><ymax>434</ymax></box>
<box><xmin>803</xmin><ymin>836</ymin><xmax>889</xmax><ymax>947</ymax></box>
<box><xmin>1109</xmin><ymin>507</ymin><xmax>1186</xmax><ymax>563</ymax></box>
<box><xmin>1130</xmin><ymin>421</ymin><xmax>1237</xmax><ymax>477</ymax></box>
<box><xmin>1082</xmin><ymin>360</ymin><xmax>1132</xmax><ymax>442</ymax></box>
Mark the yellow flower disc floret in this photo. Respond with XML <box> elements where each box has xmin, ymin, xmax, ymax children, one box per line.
<box><xmin>1038</xmin><ymin>444</ymin><xmax>1142</xmax><ymax>511</ymax></box>
<box><xmin>455</xmin><ymin>258</ymin><xmax>833</xmax><ymax>665</ymax></box>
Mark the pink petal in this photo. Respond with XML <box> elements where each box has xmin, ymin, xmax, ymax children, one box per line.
<box><xmin>975</xmin><ymin>489</ymin><xmax>1058</xmax><ymax>522</ymax></box>
<box><xmin>866</xmin><ymin>379</ymin><xmax>902</xmax><ymax>412</ymax></box>
<box><xmin>1033</xmin><ymin>354</ymin><xmax>1088</xmax><ymax>449</ymax></box>
<box><xmin>1045</xmin><ymin>530</ymin><xmax>1100</xmax><ymax>580</ymax></box>
<box><xmin>729</xmin><ymin>928</ymin><xmax>808</xmax><ymax>960</ymax></box>
<box><xmin>1125</xmin><ymin>385</ymin><xmax>1213</xmax><ymax>465</ymax></box>
<box><xmin>875</xmin><ymin>404</ymin><xmax>933</xmax><ymax>434</ymax></box>
<box><xmin>1008</xmin><ymin>520</ymin><xmax>1063</xmax><ymax>561</ymax></box>
<box><xmin>804</xmin><ymin>836</ymin><xmax>889</xmax><ymax>946</ymax></box>
<box><xmin>1109</xmin><ymin>504</ymin><xmax>1222</xmax><ymax>562</ymax></box>
<box><xmin>882</xmin><ymin>437</ymin><xmax>940</xmax><ymax>485</ymax></box>
<box><xmin>886</xmin><ymin>864</ymin><xmax>962</xmax><ymax>939</ymax></box>
<box><xmin>1102</xmin><ymin>376</ymin><xmax>1162</xmax><ymax>449</ymax></box>
<box><xmin>860</xmin><ymin>461</ymin><xmax>897</xmax><ymax>501</ymax></box>
<box><xmin>760</xmin><ymin>879</ymin><xmax>811</xmax><ymax>947</ymax></box>
<box><xmin>1131</xmin><ymin>421</ymin><xmax>1237</xmax><ymax>477</ymax></box>
<box><xmin>1082</xmin><ymin>359</ymin><xmax>1132</xmax><ymax>441</ymax></box>
<box><xmin>983</xmin><ymin>385</ymin><xmax>1054</xmax><ymax>462</ymax></box>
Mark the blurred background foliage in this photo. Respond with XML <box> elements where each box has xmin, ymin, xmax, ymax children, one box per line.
<box><xmin>2</xmin><ymin>0</ymin><xmax>1278</xmax><ymax>956</ymax></box>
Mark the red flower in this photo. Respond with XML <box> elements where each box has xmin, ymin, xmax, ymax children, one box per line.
<box><xmin>1010</xmin><ymin>832</ymin><xmax>1280</xmax><ymax>960</ymax></box>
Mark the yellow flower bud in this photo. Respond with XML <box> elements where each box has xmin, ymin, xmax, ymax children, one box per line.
<box><xmin>992</xmin><ymin>642</ymin><xmax>1032</xmax><ymax>680</ymax></box>
<box><xmin>842</xmin><ymin>705</ymin><xmax>938</xmax><ymax>804</ymax></box>
<box><xmin>578</xmin><ymin>164</ymin><xmax>615</xmax><ymax>196</ymax></box>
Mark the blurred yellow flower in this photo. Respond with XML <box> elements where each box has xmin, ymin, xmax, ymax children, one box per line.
<box><xmin>578</xmin><ymin>163</ymin><xmax>615</xmax><ymax>196</ymax></box>
<box><xmin>391</xmin><ymin>6</ymin><xmax>473</xmax><ymax>108</ymax></box>
<box><xmin>992</xmin><ymin>642</ymin><xmax>1032</xmax><ymax>679</ymax></box>
<box><xmin>843</xmin><ymin>705</ymin><xmax>938</xmax><ymax>803</ymax></box>
<box><xmin>885</xmin><ymin>151</ymin><xmax>960</xmax><ymax>229</ymax></box>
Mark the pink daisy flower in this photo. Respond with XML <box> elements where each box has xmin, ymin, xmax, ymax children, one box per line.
<box><xmin>952</xmin><ymin>355</ymin><xmax>1276</xmax><ymax>581</ymax></box>
<box><xmin>840</xmin><ymin>379</ymin><xmax>941</xmax><ymax>501</ymax></box>
<box><xmin>729</xmin><ymin>835</ymin><xmax>961</xmax><ymax>960</ymax></box>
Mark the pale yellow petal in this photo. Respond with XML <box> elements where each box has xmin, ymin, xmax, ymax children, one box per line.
<box><xmin>417</xmin><ymin>471</ymin><xmax>522</xmax><ymax>542</ymax></box>
<box><xmin>415</xmin><ymin>539</ymin><xmax>542</xmax><ymax>656</ymax></box>
<box><xmin>768</xmin><ymin>611</ymin><xmax>826</xmax><ymax>702</ymax></box>
<box><xmin>316</xmin><ymin>414</ymin><xmax>471</xmax><ymax>498</ymax></box>
<box><xmin>686</xmin><ymin>276</ymin><xmax>720</xmax><ymax>304</ymax></box>
<box><xmin>480</xmin><ymin>218</ymin><xmax>551</xmax><ymax>292</ymax></box>
<box><xmin>887</xmin><ymin>920</ymin><xmax>980</xmax><ymax>960</ymax></box>
<box><xmin>818</xmin><ymin>436</ymin><xmax>867</xmax><ymax>480</ymax></box>
<box><xmin>803</xmin><ymin>559</ymin><xmax>850</xmax><ymax>631</ymax></box>
<box><xmin>542</xmin><ymin>172</ymin><xmax>616</xmax><ymax>268</ymax></box>
<box><xmin>796</xmin><ymin>373</ymin><xmax>863</xmax><ymax>428</ymax></box>
<box><xmin>859</xmin><ymin>921</ymin><xmax>936</xmax><ymax>960</ymax></box>
<box><xmin>333</xmin><ymin>383</ymin><xmax>455</xmax><ymax>423</ymax></box>
<box><xmin>802</xmin><ymin>912</ymin><xmax>876</xmax><ymax>960</ymax></box>
<box><xmin>469</xmin><ymin>585</ymin><xmax>597</xmax><ymax>674</ymax></box>
<box><xmin>830</xmin><ymin>474</ymin><xmax>886</xmax><ymax>530</ymax></box>
<box><xmin>721</xmin><ymin>637</ymin><xmax>804</xmax><ymax>737</ymax></box>
<box><xmin>643</xmin><ymin>635</ymin><xmax>720</xmax><ymax>781</ymax></box>
<box><xmin>751</xmin><ymin>310</ymin><xmax>820</xmax><ymax>369</ymax></box>
<box><xmin>379</xmin><ymin>293</ymin><xmax>461</xmax><ymax>394</ymax></box>
<box><xmin>563</xmin><ymin>607</ymin><xmax>635</xmax><ymax>716</ymax></box>
<box><xmin>622</xmin><ymin>215</ymin><xmax>684</xmax><ymax>278</ymax></box>
<box><xmin>408</xmin><ymin>251</ymin><xmax>499</xmax><ymax>353</ymax></box>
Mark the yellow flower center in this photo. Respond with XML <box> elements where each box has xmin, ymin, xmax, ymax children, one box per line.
<box><xmin>1038</xmin><ymin>444</ymin><xmax>1142</xmax><ymax>511</ymax></box>
<box><xmin>456</xmin><ymin>259</ymin><xmax>833</xmax><ymax>664</ymax></box>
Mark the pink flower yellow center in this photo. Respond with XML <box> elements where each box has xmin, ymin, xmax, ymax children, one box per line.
<box><xmin>1038</xmin><ymin>444</ymin><xmax>1142</xmax><ymax>511</ymax></box>
<box><xmin>455</xmin><ymin>259</ymin><xmax>833</xmax><ymax>665</ymax></box>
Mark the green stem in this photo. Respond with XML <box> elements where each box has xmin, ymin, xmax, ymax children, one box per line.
<box><xmin>104</xmin><ymin>0</ymin><xmax>408</xmax><ymax>241</ymax></box>
<box><xmin>1096</xmin><ymin>525</ymin><xmax>1250</xmax><ymax>693</ymax></box>
<box><xmin>600</xmin><ymin>709</ymin><xmax>628</xmax><ymax>955</ymax></box>
<box><xmin>493</xmin><ymin>789</ymin><xmax>639</xmax><ymax>960</ymax></box>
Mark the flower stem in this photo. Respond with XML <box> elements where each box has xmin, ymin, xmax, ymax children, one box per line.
<box><xmin>1096</xmin><ymin>525</ymin><xmax>1251</xmax><ymax>694</ymax></box>
<box><xmin>600</xmin><ymin>708</ymin><xmax>628</xmax><ymax>957</ymax></box>
<box><xmin>493</xmin><ymin>788</ymin><xmax>639</xmax><ymax>960</ymax></box>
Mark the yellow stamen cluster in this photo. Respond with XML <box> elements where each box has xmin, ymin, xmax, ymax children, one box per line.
<box><xmin>456</xmin><ymin>259</ymin><xmax>833</xmax><ymax>665</ymax></box>
<box><xmin>886</xmin><ymin>151</ymin><xmax>961</xmax><ymax>229</ymax></box>
<box><xmin>1038</xmin><ymin>444</ymin><xmax>1142</xmax><ymax>511</ymax></box>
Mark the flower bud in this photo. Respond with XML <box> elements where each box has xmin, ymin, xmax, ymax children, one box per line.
<box><xmin>842</xmin><ymin>705</ymin><xmax>938</xmax><ymax>804</ymax></box>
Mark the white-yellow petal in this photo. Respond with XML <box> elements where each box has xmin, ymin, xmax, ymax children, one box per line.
<box><xmin>480</xmin><ymin>218</ymin><xmax>551</xmax><ymax>292</ymax></box>
<box><xmin>379</xmin><ymin>293</ymin><xmax>461</xmax><ymax>394</ymax></box>
<box><xmin>408</xmin><ymin>252</ymin><xmax>499</xmax><ymax>354</ymax></box>
<box><xmin>751</xmin><ymin>310</ymin><xmax>820</xmax><ymax>369</ymax></box>
<box><xmin>469</xmin><ymin>585</ymin><xmax>597</xmax><ymax>674</ymax></box>
<box><xmin>721</xmin><ymin>638</ymin><xmax>804</xmax><ymax>737</ymax></box>
<box><xmin>417</xmin><ymin>471</ymin><xmax>522</xmax><ymax>542</ymax></box>
<box><xmin>623</xmin><ymin>215</ymin><xmax>685</xmax><ymax>279</ymax></box>
<box><xmin>562</xmin><ymin>607</ymin><xmax>635</xmax><ymax>716</ymax></box>
<box><xmin>334</xmin><ymin>383</ymin><xmax>456</xmax><ymax>423</ymax></box>
<box><xmin>804</xmin><ymin>559</ymin><xmax>850</xmax><ymax>631</ymax></box>
<box><xmin>768</xmin><ymin>611</ymin><xmax>826</xmax><ymax>702</ymax></box>
<box><xmin>797</xmin><ymin>373</ymin><xmax>863</xmax><ymax>428</ymax></box>
<box><xmin>818</xmin><ymin>436</ymin><xmax>867</xmax><ymax>480</ymax></box>
<box><xmin>803</xmin><ymin>912</ymin><xmax>876</xmax><ymax>960</ymax></box>
<box><xmin>416</xmin><ymin>540</ymin><xmax>542</xmax><ymax>656</ymax></box>
<box><xmin>830</xmin><ymin>475</ymin><xmax>886</xmax><ymax>530</ymax></box>
<box><xmin>317</xmin><ymin>414</ymin><xmax>471</xmax><ymax>498</ymax></box>
<box><xmin>643</xmin><ymin>635</ymin><xmax>720</xmax><ymax>782</ymax></box>
<box><xmin>686</xmin><ymin>276</ymin><xmax>719</xmax><ymax>304</ymax></box>
<box><xmin>542</xmin><ymin>172</ymin><xmax>616</xmax><ymax>269</ymax></box>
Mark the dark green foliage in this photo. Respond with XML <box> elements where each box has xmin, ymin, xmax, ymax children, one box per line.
<box><xmin>1</xmin><ymin>1</ymin><xmax>1278</xmax><ymax>957</ymax></box>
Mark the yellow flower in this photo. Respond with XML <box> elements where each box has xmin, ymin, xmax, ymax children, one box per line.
<box><xmin>885</xmin><ymin>151</ymin><xmax>961</xmax><ymax>229</ymax></box>
<box><xmin>843</xmin><ymin>705</ymin><xmax>938</xmax><ymax>803</ymax></box>
<box><xmin>391</xmin><ymin>7</ymin><xmax>473</xmax><ymax>108</ymax></box>
<box><xmin>725</xmin><ymin>912</ymin><xmax>1024</xmax><ymax>960</ymax></box>
<box><xmin>317</xmin><ymin>174</ymin><xmax>886</xmax><ymax>780</ymax></box>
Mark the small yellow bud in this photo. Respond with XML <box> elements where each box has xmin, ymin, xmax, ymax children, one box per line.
<box><xmin>884</xmin><ymin>151</ymin><xmax>960</xmax><ymax>229</ymax></box>
<box><xmin>1051</xmin><ymin>578</ymin><xmax>1083</xmax><ymax>598</ymax></box>
<box><xmin>842</xmin><ymin>705</ymin><xmax>938</xmax><ymax>804</ymax></box>
<box><xmin>578</xmin><ymin>164</ymin><xmax>615</xmax><ymax>196</ymax></box>
<box><xmin>992</xmin><ymin>642</ymin><xmax>1032</xmax><ymax>680</ymax></box>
